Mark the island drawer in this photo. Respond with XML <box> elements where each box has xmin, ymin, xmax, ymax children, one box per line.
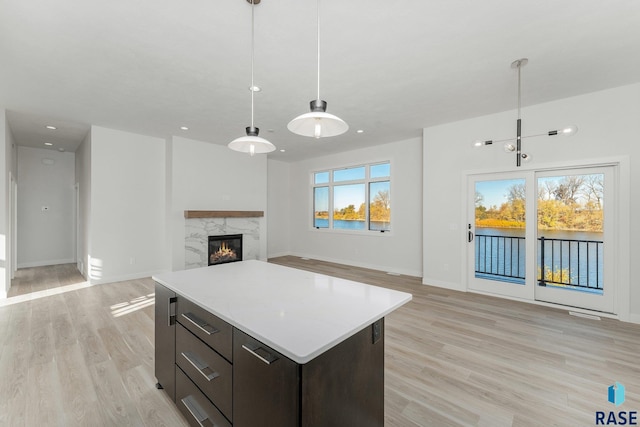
<box><xmin>177</xmin><ymin>296</ymin><xmax>233</xmax><ymax>362</ymax></box>
<box><xmin>176</xmin><ymin>367</ymin><xmax>232</xmax><ymax>427</ymax></box>
<box><xmin>176</xmin><ymin>323</ymin><xmax>232</xmax><ymax>421</ymax></box>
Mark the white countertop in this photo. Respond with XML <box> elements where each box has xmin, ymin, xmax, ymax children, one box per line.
<box><xmin>152</xmin><ymin>260</ymin><xmax>412</xmax><ymax>364</ymax></box>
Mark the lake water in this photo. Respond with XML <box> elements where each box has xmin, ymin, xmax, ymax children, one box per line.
<box><xmin>476</xmin><ymin>227</ymin><xmax>604</xmax><ymax>291</ymax></box>
<box><xmin>314</xmin><ymin>219</ymin><xmax>389</xmax><ymax>231</ymax></box>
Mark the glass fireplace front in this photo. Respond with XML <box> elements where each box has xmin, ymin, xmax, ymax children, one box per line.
<box><xmin>208</xmin><ymin>234</ymin><xmax>243</xmax><ymax>266</ymax></box>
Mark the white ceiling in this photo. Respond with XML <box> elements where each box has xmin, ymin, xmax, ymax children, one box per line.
<box><xmin>1</xmin><ymin>0</ymin><xmax>639</xmax><ymax>161</ymax></box>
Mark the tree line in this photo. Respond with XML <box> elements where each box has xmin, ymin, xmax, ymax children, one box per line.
<box><xmin>316</xmin><ymin>189</ymin><xmax>391</xmax><ymax>222</ymax></box>
<box><xmin>475</xmin><ymin>175</ymin><xmax>603</xmax><ymax>232</ymax></box>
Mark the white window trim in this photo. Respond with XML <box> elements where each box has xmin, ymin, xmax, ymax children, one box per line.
<box><xmin>310</xmin><ymin>161</ymin><xmax>392</xmax><ymax>235</ymax></box>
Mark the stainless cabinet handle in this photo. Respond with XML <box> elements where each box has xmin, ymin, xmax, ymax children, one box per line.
<box><xmin>181</xmin><ymin>312</ymin><xmax>219</xmax><ymax>336</ymax></box>
<box><xmin>181</xmin><ymin>395</ymin><xmax>216</xmax><ymax>427</ymax></box>
<box><xmin>242</xmin><ymin>344</ymin><xmax>279</xmax><ymax>365</ymax></box>
<box><xmin>168</xmin><ymin>297</ymin><xmax>177</xmax><ymax>327</ymax></box>
<box><xmin>181</xmin><ymin>351</ymin><xmax>219</xmax><ymax>382</ymax></box>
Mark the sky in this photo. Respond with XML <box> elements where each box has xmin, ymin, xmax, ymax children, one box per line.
<box><xmin>314</xmin><ymin>163</ymin><xmax>390</xmax><ymax>211</ymax></box>
<box><xmin>475</xmin><ymin>179</ymin><xmax>523</xmax><ymax>209</ymax></box>
<box><xmin>475</xmin><ymin>174</ymin><xmax>604</xmax><ymax>208</ymax></box>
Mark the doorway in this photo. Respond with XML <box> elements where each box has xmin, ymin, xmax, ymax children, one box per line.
<box><xmin>468</xmin><ymin>165</ymin><xmax>616</xmax><ymax>313</ymax></box>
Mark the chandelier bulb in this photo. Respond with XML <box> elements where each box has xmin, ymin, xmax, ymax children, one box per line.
<box><xmin>504</xmin><ymin>143</ymin><xmax>516</xmax><ymax>153</ymax></box>
<box><xmin>548</xmin><ymin>125</ymin><xmax>578</xmax><ymax>137</ymax></box>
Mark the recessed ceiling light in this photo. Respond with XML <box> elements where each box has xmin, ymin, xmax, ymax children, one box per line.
<box><xmin>249</xmin><ymin>85</ymin><xmax>261</xmax><ymax>92</ymax></box>
<box><xmin>44</xmin><ymin>142</ymin><xmax>53</xmax><ymax>146</ymax></box>
<box><xmin>45</xmin><ymin>125</ymin><xmax>57</xmax><ymax>130</ymax></box>
<box><xmin>180</xmin><ymin>126</ymin><xmax>189</xmax><ymax>131</ymax></box>
<box><xmin>58</xmin><ymin>148</ymin><xmax>65</xmax><ymax>152</ymax></box>
<box><xmin>356</xmin><ymin>129</ymin><xmax>364</xmax><ymax>134</ymax></box>
<box><xmin>280</xmin><ymin>149</ymin><xmax>286</xmax><ymax>152</ymax></box>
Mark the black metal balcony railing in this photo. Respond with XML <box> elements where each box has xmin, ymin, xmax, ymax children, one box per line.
<box><xmin>475</xmin><ymin>235</ymin><xmax>526</xmax><ymax>281</ymax></box>
<box><xmin>538</xmin><ymin>236</ymin><xmax>603</xmax><ymax>290</ymax></box>
<box><xmin>475</xmin><ymin>234</ymin><xmax>604</xmax><ymax>291</ymax></box>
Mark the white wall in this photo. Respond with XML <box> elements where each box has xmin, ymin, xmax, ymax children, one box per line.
<box><xmin>286</xmin><ymin>137</ymin><xmax>423</xmax><ymax>276</ymax></box>
<box><xmin>75</xmin><ymin>130</ymin><xmax>91</xmax><ymax>277</ymax></box>
<box><xmin>88</xmin><ymin>126</ymin><xmax>166</xmax><ymax>283</ymax></box>
<box><xmin>267</xmin><ymin>159</ymin><xmax>291</xmax><ymax>258</ymax></box>
<box><xmin>0</xmin><ymin>110</ymin><xmax>10</xmax><ymax>297</ymax></box>
<box><xmin>170</xmin><ymin>136</ymin><xmax>268</xmax><ymax>271</ymax></box>
<box><xmin>423</xmin><ymin>83</ymin><xmax>639</xmax><ymax>322</ymax></box>
<box><xmin>16</xmin><ymin>146</ymin><xmax>75</xmax><ymax>268</ymax></box>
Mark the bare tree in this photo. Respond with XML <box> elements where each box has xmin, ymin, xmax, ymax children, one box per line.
<box><xmin>553</xmin><ymin>176</ymin><xmax>584</xmax><ymax>205</ymax></box>
<box><xmin>507</xmin><ymin>183</ymin><xmax>526</xmax><ymax>202</ymax></box>
<box><xmin>581</xmin><ymin>174</ymin><xmax>604</xmax><ymax>209</ymax></box>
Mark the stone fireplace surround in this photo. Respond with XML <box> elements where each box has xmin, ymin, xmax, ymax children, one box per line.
<box><xmin>184</xmin><ymin>210</ymin><xmax>263</xmax><ymax>270</ymax></box>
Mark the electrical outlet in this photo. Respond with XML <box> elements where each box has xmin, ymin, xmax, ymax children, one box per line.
<box><xmin>372</xmin><ymin>320</ymin><xmax>382</xmax><ymax>344</ymax></box>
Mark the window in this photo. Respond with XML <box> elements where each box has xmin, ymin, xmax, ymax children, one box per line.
<box><xmin>312</xmin><ymin>162</ymin><xmax>390</xmax><ymax>232</ymax></box>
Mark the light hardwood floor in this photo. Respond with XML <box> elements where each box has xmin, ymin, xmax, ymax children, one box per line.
<box><xmin>2</xmin><ymin>259</ymin><xmax>639</xmax><ymax>426</ymax></box>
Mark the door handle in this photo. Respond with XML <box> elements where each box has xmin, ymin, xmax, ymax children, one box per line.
<box><xmin>242</xmin><ymin>344</ymin><xmax>279</xmax><ymax>365</ymax></box>
<box><xmin>468</xmin><ymin>224</ymin><xmax>474</xmax><ymax>242</ymax></box>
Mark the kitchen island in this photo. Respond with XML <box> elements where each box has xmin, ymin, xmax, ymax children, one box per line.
<box><xmin>153</xmin><ymin>260</ymin><xmax>412</xmax><ymax>427</ymax></box>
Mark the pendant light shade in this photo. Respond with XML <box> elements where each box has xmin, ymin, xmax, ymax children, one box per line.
<box><xmin>287</xmin><ymin>100</ymin><xmax>348</xmax><ymax>138</ymax></box>
<box><xmin>288</xmin><ymin>0</ymin><xmax>348</xmax><ymax>138</ymax></box>
<box><xmin>228</xmin><ymin>126</ymin><xmax>275</xmax><ymax>156</ymax></box>
<box><xmin>228</xmin><ymin>0</ymin><xmax>275</xmax><ymax>155</ymax></box>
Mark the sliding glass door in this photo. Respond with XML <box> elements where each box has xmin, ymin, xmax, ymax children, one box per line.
<box><xmin>468</xmin><ymin>166</ymin><xmax>616</xmax><ymax>313</ymax></box>
<box><xmin>534</xmin><ymin>167</ymin><xmax>615</xmax><ymax>313</ymax></box>
<box><xmin>467</xmin><ymin>173</ymin><xmax>531</xmax><ymax>299</ymax></box>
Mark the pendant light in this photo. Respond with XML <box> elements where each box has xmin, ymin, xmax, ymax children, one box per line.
<box><xmin>473</xmin><ymin>58</ymin><xmax>577</xmax><ymax>167</ymax></box>
<box><xmin>228</xmin><ymin>0</ymin><xmax>275</xmax><ymax>156</ymax></box>
<box><xmin>287</xmin><ymin>0</ymin><xmax>348</xmax><ymax>138</ymax></box>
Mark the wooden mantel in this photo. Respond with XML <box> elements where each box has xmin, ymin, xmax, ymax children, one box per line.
<box><xmin>184</xmin><ymin>210</ymin><xmax>264</xmax><ymax>219</ymax></box>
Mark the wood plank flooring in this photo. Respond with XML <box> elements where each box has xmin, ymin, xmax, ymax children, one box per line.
<box><xmin>2</xmin><ymin>259</ymin><xmax>639</xmax><ymax>426</ymax></box>
<box><xmin>1</xmin><ymin>264</ymin><xmax>188</xmax><ymax>427</ymax></box>
<box><xmin>270</xmin><ymin>256</ymin><xmax>640</xmax><ymax>427</ymax></box>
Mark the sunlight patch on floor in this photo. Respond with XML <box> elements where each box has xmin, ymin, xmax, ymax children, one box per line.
<box><xmin>0</xmin><ymin>280</ymin><xmax>93</xmax><ymax>307</ymax></box>
<box><xmin>111</xmin><ymin>293</ymin><xmax>155</xmax><ymax>317</ymax></box>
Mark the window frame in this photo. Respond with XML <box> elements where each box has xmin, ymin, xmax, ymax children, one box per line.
<box><xmin>311</xmin><ymin>161</ymin><xmax>391</xmax><ymax>234</ymax></box>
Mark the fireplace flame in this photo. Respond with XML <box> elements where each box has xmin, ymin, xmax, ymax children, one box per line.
<box><xmin>211</xmin><ymin>241</ymin><xmax>238</xmax><ymax>264</ymax></box>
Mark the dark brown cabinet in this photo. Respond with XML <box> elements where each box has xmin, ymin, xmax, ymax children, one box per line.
<box><xmin>155</xmin><ymin>284</ymin><xmax>385</xmax><ymax>427</ymax></box>
<box><xmin>233</xmin><ymin>329</ymin><xmax>300</xmax><ymax>427</ymax></box>
<box><xmin>154</xmin><ymin>283</ymin><xmax>176</xmax><ymax>400</ymax></box>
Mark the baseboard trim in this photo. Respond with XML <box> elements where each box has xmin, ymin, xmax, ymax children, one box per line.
<box><xmin>266</xmin><ymin>251</ymin><xmax>292</xmax><ymax>259</ymax></box>
<box><xmin>17</xmin><ymin>259</ymin><xmax>75</xmax><ymax>269</ymax></box>
<box><xmin>421</xmin><ymin>278</ymin><xmax>465</xmax><ymax>291</ymax></box>
<box><xmin>287</xmin><ymin>252</ymin><xmax>422</xmax><ymax>278</ymax></box>
<box><xmin>89</xmin><ymin>270</ymin><xmax>167</xmax><ymax>285</ymax></box>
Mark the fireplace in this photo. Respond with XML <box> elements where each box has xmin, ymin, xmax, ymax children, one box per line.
<box><xmin>208</xmin><ymin>234</ymin><xmax>243</xmax><ymax>266</ymax></box>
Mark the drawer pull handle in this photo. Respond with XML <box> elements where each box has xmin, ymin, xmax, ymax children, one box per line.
<box><xmin>181</xmin><ymin>395</ymin><xmax>216</xmax><ymax>427</ymax></box>
<box><xmin>167</xmin><ymin>296</ymin><xmax>177</xmax><ymax>327</ymax></box>
<box><xmin>242</xmin><ymin>344</ymin><xmax>279</xmax><ymax>365</ymax></box>
<box><xmin>181</xmin><ymin>351</ymin><xmax>220</xmax><ymax>382</ymax></box>
<box><xmin>181</xmin><ymin>312</ymin><xmax>219</xmax><ymax>336</ymax></box>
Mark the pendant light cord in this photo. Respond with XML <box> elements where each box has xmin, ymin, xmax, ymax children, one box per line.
<box><xmin>250</xmin><ymin>0</ymin><xmax>255</xmax><ymax>128</ymax></box>
<box><xmin>316</xmin><ymin>0</ymin><xmax>320</xmax><ymax>100</ymax></box>
<box><xmin>517</xmin><ymin>62</ymin><xmax>521</xmax><ymax>120</ymax></box>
